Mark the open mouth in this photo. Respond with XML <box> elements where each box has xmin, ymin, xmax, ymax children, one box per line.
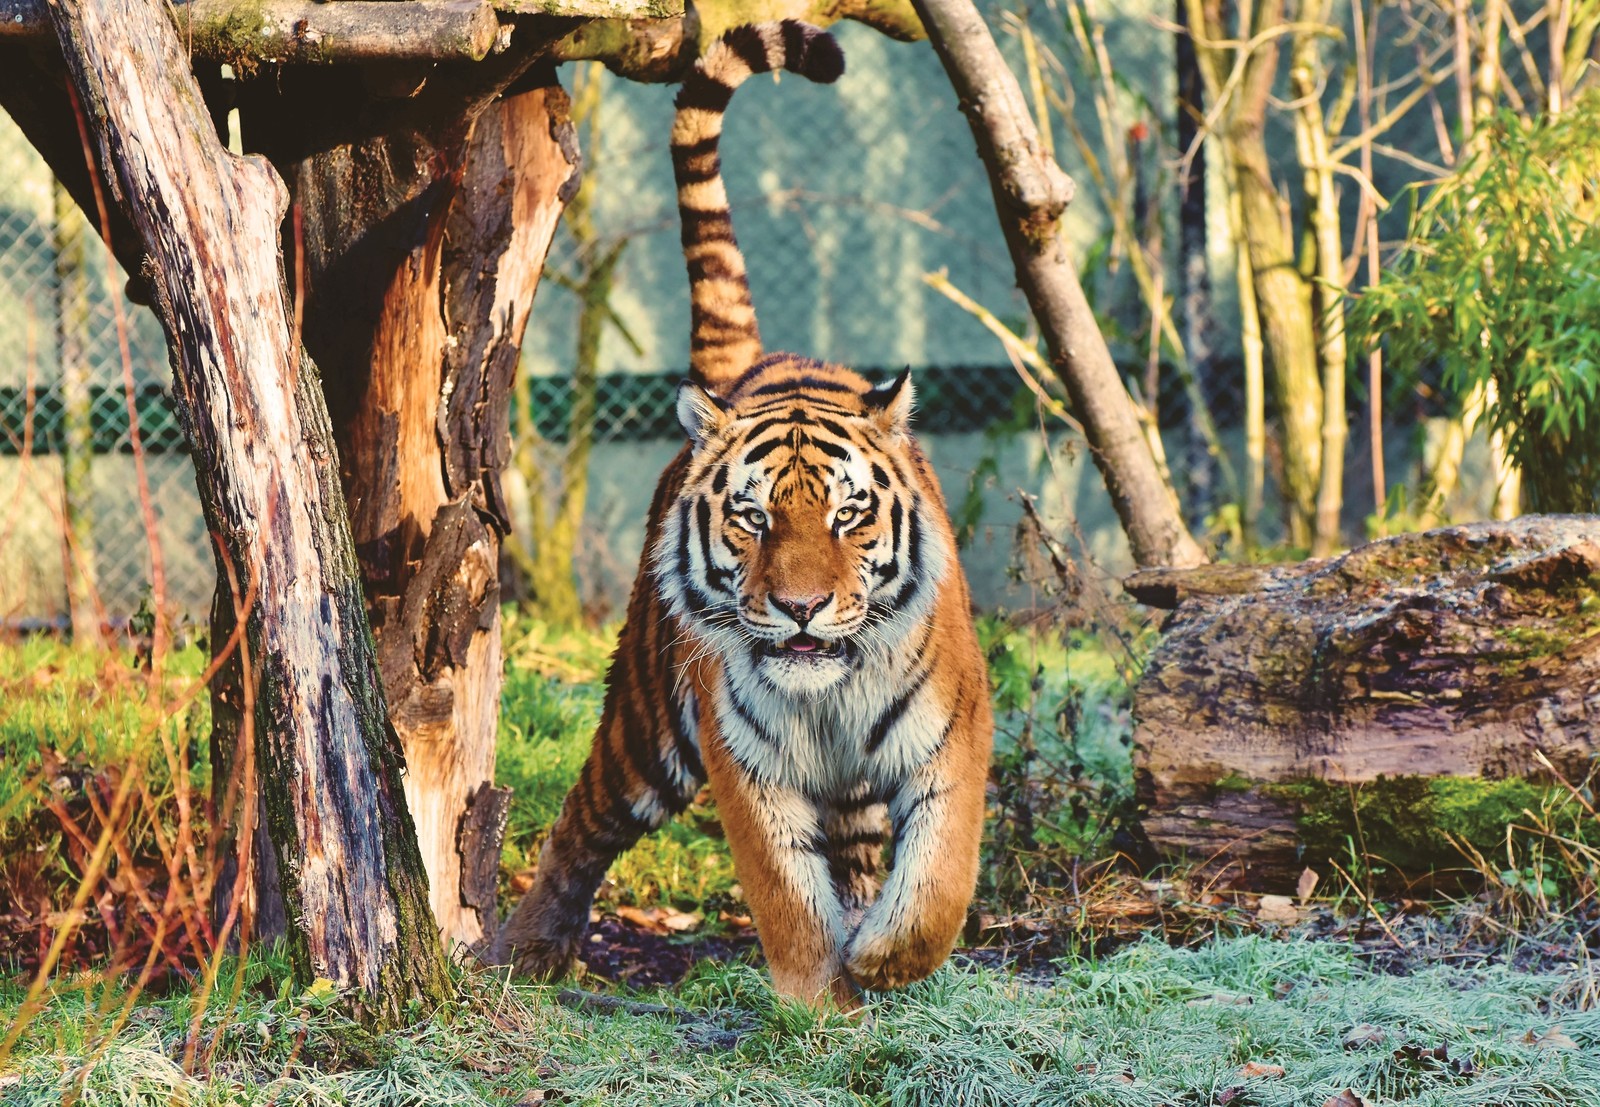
<box><xmin>763</xmin><ymin>632</ymin><xmax>844</xmax><ymax>659</ymax></box>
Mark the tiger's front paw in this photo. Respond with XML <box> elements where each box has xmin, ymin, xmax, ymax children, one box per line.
<box><xmin>842</xmin><ymin>915</ymin><xmax>946</xmax><ymax>992</ymax></box>
<box><xmin>499</xmin><ymin>930</ymin><xmax>584</xmax><ymax>982</ymax></box>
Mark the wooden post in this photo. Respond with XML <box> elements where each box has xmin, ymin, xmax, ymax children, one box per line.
<box><xmin>230</xmin><ymin>56</ymin><xmax>578</xmax><ymax>951</ymax></box>
<box><xmin>47</xmin><ymin>0</ymin><xmax>449</xmax><ymax>1025</ymax></box>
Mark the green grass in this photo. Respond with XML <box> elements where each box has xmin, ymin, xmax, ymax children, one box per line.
<box><xmin>5</xmin><ymin>936</ymin><xmax>1598</xmax><ymax>1105</ymax></box>
<box><xmin>6</xmin><ymin>620</ymin><xmax>1600</xmax><ymax>1104</ymax></box>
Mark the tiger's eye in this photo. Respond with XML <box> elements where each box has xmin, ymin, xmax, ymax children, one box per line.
<box><xmin>743</xmin><ymin>508</ymin><xmax>768</xmax><ymax>529</ymax></box>
<box><xmin>835</xmin><ymin>507</ymin><xmax>857</xmax><ymax>525</ymax></box>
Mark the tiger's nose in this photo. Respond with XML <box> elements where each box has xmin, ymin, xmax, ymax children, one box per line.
<box><xmin>771</xmin><ymin>592</ymin><xmax>831</xmax><ymax>626</ymax></box>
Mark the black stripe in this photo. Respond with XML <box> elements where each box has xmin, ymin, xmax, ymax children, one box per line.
<box><xmin>892</xmin><ymin>786</ymin><xmax>945</xmax><ymax>842</ymax></box>
<box><xmin>680</xmin><ymin>208</ymin><xmax>737</xmax><ymax>247</ymax></box>
<box><xmin>675</xmin><ymin>501</ymin><xmax>717</xmax><ymax>614</ymax></box>
<box><xmin>611</xmin><ymin>655</ymin><xmax>678</xmax><ymax>812</ymax></box>
<box><xmin>871</xmin><ymin>463</ymin><xmax>890</xmax><ymax>488</ymax></box>
<box><xmin>781</xmin><ymin>20</ymin><xmax>811</xmax><ymax>72</ymax></box>
<box><xmin>696</xmin><ymin>496</ymin><xmax>733</xmax><ymax>590</ymax></box>
<box><xmin>833</xmin><ymin>788</ymin><xmax>884</xmax><ymax>813</ymax></box>
<box><xmin>671</xmin><ymin>135</ymin><xmax>721</xmax><ymax>162</ymax></box>
<box><xmin>723</xmin><ymin>24</ymin><xmax>775</xmax><ymax>75</ymax></box>
<box><xmin>828</xmin><ymin>853</ymin><xmax>874</xmax><ymax>883</ymax></box>
<box><xmin>743</xmin><ymin>397</ymin><xmax>857</xmax><ymax>419</ymax></box>
<box><xmin>674</xmin><ymin>77</ymin><xmax>735</xmax><ymax>114</ymax></box>
<box><xmin>866</xmin><ymin>665</ymin><xmax>931</xmax><ymax>754</ymax></box>
<box><xmin>596</xmin><ymin>731</ymin><xmax>654</xmax><ymax>833</ymax></box>
<box><xmin>750</xmin><ymin>375</ymin><xmax>855</xmax><ymax>396</ymax></box>
<box><xmin>877</xmin><ymin>500</ymin><xmax>903</xmax><ymax>583</ymax></box>
<box><xmin>687</xmin><ymin>251</ymin><xmax>744</xmax><ymax>283</ymax></box>
<box><xmin>830</xmin><ymin>828</ymin><xmax>885</xmax><ymax>851</ymax></box>
<box><xmin>665</xmin><ymin>675</ymin><xmax>706</xmax><ymax>786</ymax></box>
<box><xmin>710</xmin><ymin>465</ymin><xmax>727</xmax><ymax>493</ymax></box>
<box><xmin>675</xmin><ymin>160</ymin><xmax>723</xmax><ymax>186</ymax></box>
<box><xmin>727</xmin><ymin>689</ymin><xmax>778</xmax><ymax>747</ymax></box>
<box><xmin>810</xmin><ymin>435</ymin><xmax>850</xmax><ymax>461</ymax></box>
<box><xmin>741</xmin><ymin>436</ymin><xmax>786</xmax><ymax>465</ymax></box>
<box><xmin>887</xmin><ymin>511</ymin><xmax>922</xmax><ymax>608</ymax></box>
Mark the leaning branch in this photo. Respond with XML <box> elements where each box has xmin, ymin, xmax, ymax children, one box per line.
<box><xmin>910</xmin><ymin>0</ymin><xmax>1207</xmax><ymax>569</ymax></box>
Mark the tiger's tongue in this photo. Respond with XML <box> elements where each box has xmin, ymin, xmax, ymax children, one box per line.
<box><xmin>786</xmin><ymin>635</ymin><xmax>819</xmax><ymax>652</ymax></box>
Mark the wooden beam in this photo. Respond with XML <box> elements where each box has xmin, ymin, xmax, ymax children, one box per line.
<box><xmin>1</xmin><ymin>0</ymin><xmax>682</xmax><ymax>61</ymax></box>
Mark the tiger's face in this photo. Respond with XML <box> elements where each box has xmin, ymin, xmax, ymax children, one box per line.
<box><xmin>655</xmin><ymin>365</ymin><xmax>946</xmax><ymax>696</ymax></box>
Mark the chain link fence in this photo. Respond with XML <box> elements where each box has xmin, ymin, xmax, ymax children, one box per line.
<box><xmin>0</xmin><ymin>119</ymin><xmax>214</xmax><ymax>629</ymax></box>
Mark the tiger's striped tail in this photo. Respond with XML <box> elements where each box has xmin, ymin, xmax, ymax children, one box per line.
<box><xmin>672</xmin><ymin>21</ymin><xmax>844</xmax><ymax>391</ymax></box>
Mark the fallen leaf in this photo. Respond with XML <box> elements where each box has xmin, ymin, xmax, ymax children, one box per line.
<box><xmin>1321</xmin><ymin>1090</ymin><xmax>1372</xmax><ymax>1107</ymax></box>
<box><xmin>1238</xmin><ymin>1061</ymin><xmax>1286</xmax><ymax>1079</ymax></box>
<box><xmin>1256</xmin><ymin>894</ymin><xmax>1299</xmax><ymax>925</ymax></box>
<box><xmin>1393</xmin><ymin>1041</ymin><xmax>1475</xmax><ymax>1076</ymax></box>
<box><xmin>1271</xmin><ymin>981</ymin><xmax>1295</xmax><ymax>999</ymax></box>
<box><xmin>1297</xmin><ymin>867</ymin><xmax>1320</xmax><ymax>903</ymax></box>
<box><xmin>659</xmin><ymin>909</ymin><xmax>703</xmax><ymax>933</ymax></box>
<box><xmin>1342</xmin><ymin>1024</ymin><xmax>1386</xmax><ymax>1050</ymax></box>
<box><xmin>1217</xmin><ymin>1086</ymin><xmax>1244</xmax><ymax>1104</ymax></box>
<box><xmin>513</xmin><ymin>1091</ymin><xmax>546</xmax><ymax>1105</ymax></box>
<box><xmin>1526</xmin><ymin>1026</ymin><xmax>1578</xmax><ymax>1050</ymax></box>
<box><xmin>1188</xmin><ymin>992</ymin><xmax>1254</xmax><ymax>1007</ymax></box>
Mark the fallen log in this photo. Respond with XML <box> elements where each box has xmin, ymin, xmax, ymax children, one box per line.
<box><xmin>1130</xmin><ymin>516</ymin><xmax>1600</xmax><ymax>889</ymax></box>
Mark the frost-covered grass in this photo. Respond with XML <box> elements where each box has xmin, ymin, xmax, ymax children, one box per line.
<box><xmin>5</xmin><ymin>935</ymin><xmax>1598</xmax><ymax>1106</ymax></box>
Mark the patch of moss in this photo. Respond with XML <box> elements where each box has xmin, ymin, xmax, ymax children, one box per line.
<box><xmin>1266</xmin><ymin>775</ymin><xmax>1594</xmax><ymax>885</ymax></box>
<box><xmin>1213</xmin><ymin>771</ymin><xmax>1255</xmax><ymax>794</ymax></box>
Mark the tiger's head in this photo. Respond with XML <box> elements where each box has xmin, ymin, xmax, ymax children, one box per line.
<box><xmin>653</xmin><ymin>359</ymin><xmax>951</xmax><ymax>696</ymax></box>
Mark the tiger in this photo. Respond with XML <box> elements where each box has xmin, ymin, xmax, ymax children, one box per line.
<box><xmin>496</xmin><ymin>20</ymin><xmax>994</xmax><ymax>1009</ymax></box>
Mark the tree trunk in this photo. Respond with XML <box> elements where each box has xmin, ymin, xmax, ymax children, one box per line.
<box><xmin>911</xmin><ymin>0</ymin><xmax>1207</xmax><ymax>570</ymax></box>
<box><xmin>1188</xmin><ymin>0</ymin><xmax>1325</xmax><ymax>549</ymax></box>
<box><xmin>1227</xmin><ymin>33</ymin><xmax>1322</xmax><ymax>547</ymax></box>
<box><xmin>1128</xmin><ymin>516</ymin><xmax>1600</xmax><ymax>889</ymax></box>
<box><xmin>234</xmin><ymin>58</ymin><xmax>578</xmax><ymax>952</ymax></box>
<box><xmin>1290</xmin><ymin>0</ymin><xmax>1347</xmax><ymax>557</ymax></box>
<box><xmin>48</xmin><ymin>0</ymin><xmax>449</xmax><ymax>1025</ymax></box>
<box><xmin>1174</xmin><ymin>0</ymin><xmax>1220</xmax><ymax>525</ymax></box>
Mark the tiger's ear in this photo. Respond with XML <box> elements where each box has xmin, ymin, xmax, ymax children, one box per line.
<box><xmin>677</xmin><ymin>380</ymin><xmax>730</xmax><ymax>448</ymax></box>
<box><xmin>865</xmin><ymin>368</ymin><xmax>914</xmax><ymax>436</ymax></box>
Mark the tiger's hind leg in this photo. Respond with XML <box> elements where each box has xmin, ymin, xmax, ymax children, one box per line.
<box><xmin>496</xmin><ymin>668</ymin><xmax>703</xmax><ymax>979</ymax></box>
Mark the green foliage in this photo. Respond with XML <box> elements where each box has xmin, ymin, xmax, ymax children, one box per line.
<box><xmin>0</xmin><ymin>638</ymin><xmax>211</xmax><ymax>914</ymax></box>
<box><xmin>1272</xmin><ymin>775</ymin><xmax>1598</xmax><ymax>889</ymax></box>
<box><xmin>978</xmin><ymin>618</ymin><xmax>1139</xmax><ymax>905</ymax></box>
<box><xmin>1353</xmin><ymin>92</ymin><xmax>1600</xmax><ymax>513</ymax></box>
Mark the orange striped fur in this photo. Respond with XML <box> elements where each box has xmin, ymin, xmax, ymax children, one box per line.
<box><xmin>497</xmin><ymin>24</ymin><xmax>992</xmax><ymax>1009</ymax></box>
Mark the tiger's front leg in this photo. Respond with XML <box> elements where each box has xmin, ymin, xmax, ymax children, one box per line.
<box><xmin>843</xmin><ymin>702</ymin><xmax>989</xmax><ymax>992</ymax></box>
<box><xmin>701</xmin><ymin>719</ymin><xmax>860</xmax><ymax>1009</ymax></box>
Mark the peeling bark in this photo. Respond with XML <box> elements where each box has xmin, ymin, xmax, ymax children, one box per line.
<box><xmin>1130</xmin><ymin>517</ymin><xmax>1600</xmax><ymax>887</ymax></box>
<box><xmin>47</xmin><ymin>0</ymin><xmax>449</xmax><ymax>1024</ymax></box>
<box><xmin>236</xmin><ymin>63</ymin><xmax>578</xmax><ymax>951</ymax></box>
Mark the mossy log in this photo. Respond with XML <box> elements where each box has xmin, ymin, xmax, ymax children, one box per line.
<box><xmin>1128</xmin><ymin>517</ymin><xmax>1600</xmax><ymax>889</ymax></box>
